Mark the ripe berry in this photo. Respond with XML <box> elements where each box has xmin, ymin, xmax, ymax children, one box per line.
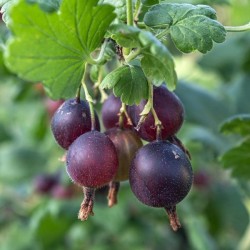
<box><xmin>105</xmin><ymin>128</ymin><xmax>143</xmax><ymax>182</ymax></box>
<box><xmin>101</xmin><ymin>94</ymin><xmax>131</xmax><ymax>129</ymax></box>
<box><xmin>105</xmin><ymin>128</ymin><xmax>143</xmax><ymax>207</ymax></box>
<box><xmin>128</xmin><ymin>85</ymin><xmax>184</xmax><ymax>141</ymax></box>
<box><xmin>34</xmin><ymin>173</ymin><xmax>59</xmax><ymax>194</ymax></box>
<box><xmin>129</xmin><ymin>140</ymin><xmax>193</xmax><ymax>231</ymax></box>
<box><xmin>66</xmin><ymin>130</ymin><xmax>118</xmax><ymax>220</ymax></box>
<box><xmin>51</xmin><ymin>184</ymin><xmax>74</xmax><ymax>199</ymax></box>
<box><xmin>51</xmin><ymin>98</ymin><xmax>100</xmax><ymax>149</ymax></box>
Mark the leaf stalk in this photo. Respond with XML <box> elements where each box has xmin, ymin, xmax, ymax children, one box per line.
<box><xmin>225</xmin><ymin>22</ymin><xmax>250</xmax><ymax>32</ymax></box>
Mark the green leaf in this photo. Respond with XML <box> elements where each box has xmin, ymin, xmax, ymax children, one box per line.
<box><xmin>220</xmin><ymin>138</ymin><xmax>250</xmax><ymax>179</ymax></box>
<box><xmin>109</xmin><ymin>23</ymin><xmax>141</xmax><ymax>48</ymax></box>
<box><xmin>27</xmin><ymin>0</ymin><xmax>61</xmax><ymax>13</ymax></box>
<box><xmin>144</xmin><ymin>3</ymin><xmax>226</xmax><ymax>53</ymax></box>
<box><xmin>100</xmin><ymin>0</ymin><xmax>126</xmax><ymax>22</ymax></box>
<box><xmin>0</xmin><ymin>0</ymin><xmax>61</xmax><ymax>24</ymax></box>
<box><xmin>108</xmin><ymin>24</ymin><xmax>176</xmax><ymax>89</ymax></box>
<box><xmin>220</xmin><ymin>114</ymin><xmax>250</xmax><ymax>136</ymax></box>
<box><xmin>101</xmin><ymin>65</ymin><xmax>148</xmax><ymax>105</ymax></box>
<box><xmin>4</xmin><ymin>0</ymin><xmax>116</xmax><ymax>99</ymax></box>
<box><xmin>139</xmin><ymin>31</ymin><xmax>177</xmax><ymax>89</ymax></box>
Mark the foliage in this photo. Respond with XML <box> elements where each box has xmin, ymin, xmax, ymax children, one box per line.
<box><xmin>0</xmin><ymin>0</ymin><xmax>250</xmax><ymax>249</ymax></box>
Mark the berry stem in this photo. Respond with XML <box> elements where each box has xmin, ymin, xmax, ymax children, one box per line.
<box><xmin>165</xmin><ymin>205</ymin><xmax>181</xmax><ymax>231</ymax></box>
<box><xmin>93</xmin><ymin>66</ymin><xmax>108</xmax><ymax>103</ymax></box>
<box><xmin>107</xmin><ymin>181</ymin><xmax>120</xmax><ymax>207</ymax></box>
<box><xmin>75</xmin><ymin>85</ymin><xmax>81</xmax><ymax>103</ymax></box>
<box><xmin>81</xmin><ymin>63</ymin><xmax>96</xmax><ymax>131</ymax></box>
<box><xmin>78</xmin><ymin>187</ymin><xmax>95</xmax><ymax>221</ymax></box>
<box><xmin>152</xmin><ymin>107</ymin><xmax>162</xmax><ymax>141</ymax></box>
<box><xmin>136</xmin><ymin>83</ymin><xmax>162</xmax><ymax>139</ymax></box>
<box><xmin>118</xmin><ymin>103</ymin><xmax>126</xmax><ymax>129</ymax></box>
<box><xmin>136</xmin><ymin>82</ymin><xmax>153</xmax><ymax>131</ymax></box>
<box><xmin>118</xmin><ymin>103</ymin><xmax>133</xmax><ymax>128</ymax></box>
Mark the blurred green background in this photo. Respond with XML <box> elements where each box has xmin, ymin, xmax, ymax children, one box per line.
<box><xmin>0</xmin><ymin>0</ymin><xmax>250</xmax><ymax>249</ymax></box>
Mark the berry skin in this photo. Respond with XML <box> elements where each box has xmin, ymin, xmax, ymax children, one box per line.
<box><xmin>51</xmin><ymin>98</ymin><xmax>100</xmax><ymax>149</ymax></box>
<box><xmin>128</xmin><ymin>85</ymin><xmax>184</xmax><ymax>141</ymax></box>
<box><xmin>129</xmin><ymin>140</ymin><xmax>193</xmax><ymax>230</ymax></box>
<box><xmin>105</xmin><ymin>128</ymin><xmax>143</xmax><ymax>182</ymax></box>
<box><xmin>101</xmin><ymin>94</ymin><xmax>131</xmax><ymax>129</ymax></box>
<box><xmin>66</xmin><ymin>130</ymin><xmax>118</xmax><ymax>188</ymax></box>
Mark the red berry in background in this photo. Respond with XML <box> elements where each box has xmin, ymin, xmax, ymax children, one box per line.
<box><xmin>34</xmin><ymin>173</ymin><xmax>59</xmax><ymax>194</ymax></box>
<box><xmin>51</xmin><ymin>98</ymin><xmax>100</xmax><ymax>149</ymax></box>
<box><xmin>127</xmin><ymin>85</ymin><xmax>184</xmax><ymax>141</ymax></box>
<box><xmin>51</xmin><ymin>184</ymin><xmax>74</xmax><ymax>199</ymax></box>
<box><xmin>101</xmin><ymin>94</ymin><xmax>131</xmax><ymax>129</ymax></box>
<box><xmin>129</xmin><ymin>140</ymin><xmax>193</xmax><ymax>231</ymax></box>
<box><xmin>44</xmin><ymin>98</ymin><xmax>64</xmax><ymax>118</ymax></box>
<box><xmin>193</xmin><ymin>170</ymin><xmax>211</xmax><ymax>189</ymax></box>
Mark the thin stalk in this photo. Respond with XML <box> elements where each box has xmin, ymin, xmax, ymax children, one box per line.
<box><xmin>92</xmin><ymin>39</ymin><xmax>108</xmax><ymax>64</ymax></box>
<box><xmin>136</xmin><ymin>21</ymin><xmax>147</xmax><ymax>28</ymax></box>
<box><xmin>125</xmin><ymin>48</ymin><xmax>142</xmax><ymax>62</ymax></box>
<box><xmin>93</xmin><ymin>66</ymin><xmax>108</xmax><ymax>103</ymax></box>
<box><xmin>134</xmin><ymin>0</ymin><xmax>142</xmax><ymax>23</ymax></box>
<box><xmin>123</xmin><ymin>0</ymin><xmax>134</xmax><ymax>56</ymax></box>
<box><xmin>75</xmin><ymin>85</ymin><xmax>81</xmax><ymax>103</ymax></box>
<box><xmin>118</xmin><ymin>102</ymin><xmax>127</xmax><ymax>129</ymax></box>
<box><xmin>225</xmin><ymin>22</ymin><xmax>250</xmax><ymax>32</ymax></box>
<box><xmin>136</xmin><ymin>82</ymin><xmax>153</xmax><ymax>131</ymax></box>
<box><xmin>152</xmin><ymin>107</ymin><xmax>162</xmax><ymax>140</ymax></box>
<box><xmin>136</xmin><ymin>83</ymin><xmax>162</xmax><ymax>139</ymax></box>
<box><xmin>126</xmin><ymin>0</ymin><xmax>134</xmax><ymax>26</ymax></box>
<box><xmin>156</xmin><ymin>28</ymin><xmax>170</xmax><ymax>40</ymax></box>
<box><xmin>81</xmin><ymin>63</ymin><xmax>96</xmax><ymax>130</ymax></box>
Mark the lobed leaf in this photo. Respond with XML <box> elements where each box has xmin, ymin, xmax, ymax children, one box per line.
<box><xmin>109</xmin><ymin>23</ymin><xmax>141</xmax><ymax>48</ymax></box>
<box><xmin>220</xmin><ymin>138</ymin><xmax>250</xmax><ymax>179</ymax></box>
<box><xmin>100</xmin><ymin>0</ymin><xmax>126</xmax><ymax>21</ymax></box>
<box><xmin>108</xmin><ymin>24</ymin><xmax>177</xmax><ymax>90</ymax></box>
<box><xmin>4</xmin><ymin>0</ymin><xmax>116</xmax><ymax>99</ymax></box>
<box><xmin>100</xmin><ymin>65</ymin><xmax>148</xmax><ymax>105</ymax></box>
<box><xmin>144</xmin><ymin>3</ymin><xmax>226</xmax><ymax>53</ymax></box>
<box><xmin>139</xmin><ymin>31</ymin><xmax>177</xmax><ymax>89</ymax></box>
<box><xmin>220</xmin><ymin>114</ymin><xmax>250</xmax><ymax>136</ymax></box>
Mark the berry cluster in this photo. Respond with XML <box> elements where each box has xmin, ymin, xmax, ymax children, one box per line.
<box><xmin>51</xmin><ymin>85</ymin><xmax>193</xmax><ymax>231</ymax></box>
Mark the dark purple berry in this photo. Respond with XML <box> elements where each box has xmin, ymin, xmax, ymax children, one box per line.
<box><xmin>129</xmin><ymin>140</ymin><xmax>193</xmax><ymax>231</ymax></box>
<box><xmin>51</xmin><ymin>98</ymin><xmax>100</xmax><ymax>149</ymax></box>
<box><xmin>66</xmin><ymin>130</ymin><xmax>118</xmax><ymax>188</ymax></box>
<box><xmin>128</xmin><ymin>85</ymin><xmax>184</xmax><ymax>141</ymax></box>
<box><xmin>34</xmin><ymin>173</ymin><xmax>59</xmax><ymax>194</ymax></box>
<box><xmin>66</xmin><ymin>130</ymin><xmax>119</xmax><ymax>220</ymax></box>
<box><xmin>101</xmin><ymin>94</ymin><xmax>131</xmax><ymax>129</ymax></box>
